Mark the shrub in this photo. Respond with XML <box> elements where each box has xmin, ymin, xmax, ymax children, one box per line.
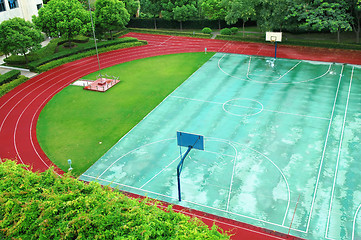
<box><xmin>0</xmin><ymin>75</ymin><xmax>28</xmax><ymax>97</ymax></box>
<box><xmin>220</xmin><ymin>28</ymin><xmax>232</xmax><ymax>35</ymax></box>
<box><xmin>0</xmin><ymin>159</ymin><xmax>230</xmax><ymax>239</ymax></box>
<box><xmin>202</xmin><ymin>27</ymin><xmax>212</xmax><ymax>34</ymax></box>
<box><xmin>36</xmin><ymin>41</ymin><xmax>146</xmax><ymax>72</ymax></box>
<box><xmin>231</xmin><ymin>27</ymin><xmax>239</xmax><ymax>34</ymax></box>
<box><xmin>0</xmin><ymin>70</ymin><xmax>21</xmax><ymax>86</ymax></box>
<box><xmin>29</xmin><ymin>37</ymin><xmax>139</xmax><ymax>72</ymax></box>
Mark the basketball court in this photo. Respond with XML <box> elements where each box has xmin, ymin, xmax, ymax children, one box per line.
<box><xmin>80</xmin><ymin>52</ymin><xmax>361</xmax><ymax>239</ymax></box>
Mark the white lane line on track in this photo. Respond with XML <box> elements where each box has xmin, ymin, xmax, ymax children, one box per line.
<box><xmin>325</xmin><ymin>66</ymin><xmax>354</xmax><ymax>239</ymax></box>
<box><xmin>305</xmin><ymin>64</ymin><xmax>344</xmax><ymax>233</ymax></box>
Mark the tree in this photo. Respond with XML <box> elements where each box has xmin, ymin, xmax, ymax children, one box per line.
<box><xmin>33</xmin><ymin>0</ymin><xmax>90</xmax><ymax>47</ymax></box>
<box><xmin>224</xmin><ymin>0</ymin><xmax>258</xmax><ymax>35</ymax></box>
<box><xmin>123</xmin><ymin>0</ymin><xmax>141</xmax><ymax>17</ymax></box>
<box><xmin>95</xmin><ymin>0</ymin><xmax>130</xmax><ymax>40</ymax></box>
<box><xmin>173</xmin><ymin>4</ymin><xmax>198</xmax><ymax>30</ymax></box>
<box><xmin>0</xmin><ymin>18</ymin><xmax>43</xmax><ymax>64</ymax></box>
<box><xmin>347</xmin><ymin>0</ymin><xmax>361</xmax><ymax>43</ymax></box>
<box><xmin>256</xmin><ymin>0</ymin><xmax>292</xmax><ymax>31</ymax></box>
<box><xmin>290</xmin><ymin>0</ymin><xmax>352</xmax><ymax>43</ymax></box>
<box><xmin>201</xmin><ymin>0</ymin><xmax>226</xmax><ymax>30</ymax></box>
<box><xmin>140</xmin><ymin>0</ymin><xmax>162</xmax><ymax>29</ymax></box>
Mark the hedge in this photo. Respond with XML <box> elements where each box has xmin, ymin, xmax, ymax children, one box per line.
<box><xmin>0</xmin><ymin>75</ymin><xmax>28</xmax><ymax>97</ymax></box>
<box><xmin>29</xmin><ymin>37</ymin><xmax>139</xmax><ymax>72</ymax></box>
<box><xmin>36</xmin><ymin>41</ymin><xmax>146</xmax><ymax>72</ymax></box>
<box><xmin>215</xmin><ymin>34</ymin><xmax>361</xmax><ymax>51</ymax></box>
<box><xmin>0</xmin><ymin>70</ymin><xmax>21</xmax><ymax>86</ymax></box>
<box><xmin>128</xmin><ymin>28</ymin><xmax>212</xmax><ymax>39</ymax></box>
<box><xmin>0</xmin><ymin>159</ymin><xmax>229</xmax><ymax>239</ymax></box>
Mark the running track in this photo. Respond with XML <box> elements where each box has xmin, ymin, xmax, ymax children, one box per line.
<box><xmin>1</xmin><ymin>32</ymin><xmax>361</xmax><ymax>239</ymax></box>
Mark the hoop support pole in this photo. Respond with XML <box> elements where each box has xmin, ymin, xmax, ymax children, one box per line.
<box><xmin>177</xmin><ymin>146</ymin><xmax>193</xmax><ymax>201</ymax></box>
<box><xmin>275</xmin><ymin>41</ymin><xmax>278</xmax><ymax>59</ymax></box>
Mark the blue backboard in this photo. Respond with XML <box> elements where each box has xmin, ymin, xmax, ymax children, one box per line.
<box><xmin>177</xmin><ymin>131</ymin><xmax>204</xmax><ymax>150</ymax></box>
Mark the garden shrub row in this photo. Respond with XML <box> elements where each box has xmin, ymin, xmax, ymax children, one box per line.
<box><xmin>128</xmin><ymin>28</ymin><xmax>212</xmax><ymax>39</ymax></box>
<box><xmin>216</xmin><ymin>34</ymin><xmax>361</xmax><ymax>51</ymax></box>
<box><xmin>0</xmin><ymin>75</ymin><xmax>28</xmax><ymax>97</ymax></box>
<box><xmin>29</xmin><ymin>37</ymin><xmax>139</xmax><ymax>72</ymax></box>
<box><xmin>36</xmin><ymin>41</ymin><xmax>146</xmax><ymax>72</ymax></box>
<box><xmin>0</xmin><ymin>159</ymin><xmax>229</xmax><ymax>239</ymax></box>
<box><xmin>0</xmin><ymin>70</ymin><xmax>21</xmax><ymax>86</ymax></box>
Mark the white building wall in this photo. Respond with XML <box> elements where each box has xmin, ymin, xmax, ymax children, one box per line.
<box><xmin>0</xmin><ymin>0</ymin><xmax>43</xmax><ymax>23</ymax></box>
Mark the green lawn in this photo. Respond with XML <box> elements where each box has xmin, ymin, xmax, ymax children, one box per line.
<box><xmin>37</xmin><ymin>52</ymin><xmax>214</xmax><ymax>176</ymax></box>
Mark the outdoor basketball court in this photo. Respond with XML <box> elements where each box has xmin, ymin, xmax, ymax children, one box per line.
<box><xmin>80</xmin><ymin>53</ymin><xmax>361</xmax><ymax>239</ymax></box>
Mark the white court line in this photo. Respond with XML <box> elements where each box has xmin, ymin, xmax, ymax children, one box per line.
<box><xmin>219</xmin><ymin>54</ymin><xmax>332</xmax><ymax>84</ymax></box>
<box><xmin>140</xmin><ymin>155</ymin><xmax>180</xmax><ymax>189</ymax></box>
<box><xmin>325</xmin><ymin>66</ymin><xmax>354</xmax><ymax>239</ymax></box>
<box><xmin>270</xmin><ymin>61</ymin><xmax>302</xmax><ymax>83</ymax></box>
<box><xmin>352</xmin><ymin>204</ymin><xmax>361</xmax><ymax>240</ymax></box>
<box><xmin>306</xmin><ymin>65</ymin><xmax>345</xmax><ymax>233</ymax></box>
<box><xmin>171</xmin><ymin>95</ymin><xmax>329</xmax><ymax>120</ymax></box>
<box><xmin>224</xmin><ymin>141</ymin><xmax>238</xmax><ymax>211</ymax></box>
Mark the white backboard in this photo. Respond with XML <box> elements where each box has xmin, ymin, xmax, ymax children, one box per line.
<box><xmin>266</xmin><ymin>32</ymin><xmax>282</xmax><ymax>42</ymax></box>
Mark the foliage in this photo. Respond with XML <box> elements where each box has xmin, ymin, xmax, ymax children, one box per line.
<box><xmin>201</xmin><ymin>0</ymin><xmax>227</xmax><ymax>29</ymax></box>
<box><xmin>36</xmin><ymin>41</ymin><xmax>146</xmax><ymax>72</ymax></box>
<box><xmin>0</xmin><ymin>75</ymin><xmax>29</xmax><ymax>98</ymax></box>
<box><xmin>0</xmin><ymin>159</ymin><xmax>229</xmax><ymax>239</ymax></box>
<box><xmin>256</xmin><ymin>0</ymin><xmax>293</xmax><ymax>31</ymax></box>
<box><xmin>95</xmin><ymin>0</ymin><xmax>130</xmax><ymax>40</ymax></box>
<box><xmin>220</xmin><ymin>28</ymin><xmax>232</xmax><ymax>35</ymax></box>
<box><xmin>128</xmin><ymin>27</ymin><xmax>212</xmax><ymax>38</ymax></box>
<box><xmin>173</xmin><ymin>4</ymin><xmax>198</xmax><ymax>30</ymax></box>
<box><xmin>288</xmin><ymin>0</ymin><xmax>352</xmax><ymax>43</ymax></box>
<box><xmin>202</xmin><ymin>27</ymin><xmax>212</xmax><ymax>34</ymax></box>
<box><xmin>33</xmin><ymin>0</ymin><xmax>91</xmax><ymax>46</ymax></box>
<box><xmin>0</xmin><ymin>18</ymin><xmax>43</xmax><ymax>64</ymax></box>
<box><xmin>123</xmin><ymin>0</ymin><xmax>141</xmax><ymax>17</ymax></box>
<box><xmin>0</xmin><ymin>70</ymin><xmax>21</xmax><ymax>86</ymax></box>
<box><xmin>231</xmin><ymin>27</ymin><xmax>239</xmax><ymax>34</ymax></box>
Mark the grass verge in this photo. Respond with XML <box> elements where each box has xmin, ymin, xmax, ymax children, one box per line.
<box><xmin>37</xmin><ymin>52</ymin><xmax>214</xmax><ymax>176</ymax></box>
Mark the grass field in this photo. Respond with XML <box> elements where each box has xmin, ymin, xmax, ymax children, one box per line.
<box><xmin>37</xmin><ymin>52</ymin><xmax>214</xmax><ymax>176</ymax></box>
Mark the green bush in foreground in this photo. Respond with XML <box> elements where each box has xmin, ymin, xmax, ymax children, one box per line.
<box><xmin>0</xmin><ymin>159</ymin><xmax>229</xmax><ymax>239</ymax></box>
<box><xmin>220</xmin><ymin>28</ymin><xmax>232</xmax><ymax>35</ymax></box>
<box><xmin>0</xmin><ymin>70</ymin><xmax>21</xmax><ymax>86</ymax></box>
<box><xmin>0</xmin><ymin>75</ymin><xmax>29</xmax><ymax>97</ymax></box>
<box><xmin>202</xmin><ymin>27</ymin><xmax>212</xmax><ymax>34</ymax></box>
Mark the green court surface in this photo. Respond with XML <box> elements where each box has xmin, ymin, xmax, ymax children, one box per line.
<box><xmin>80</xmin><ymin>53</ymin><xmax>361</xmax><ymax>240</ymax></box>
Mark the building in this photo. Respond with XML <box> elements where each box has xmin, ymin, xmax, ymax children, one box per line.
<box><xmin>0</xmin><ymin>0</ymin><xmax>44</xmax><ymax>23</ymax></box>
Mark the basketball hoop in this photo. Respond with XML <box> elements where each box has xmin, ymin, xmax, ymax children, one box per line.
<box><xmin>266</xmin><ymin>32</ymin><xmax>282</xmax><ymax>59</ymax></box>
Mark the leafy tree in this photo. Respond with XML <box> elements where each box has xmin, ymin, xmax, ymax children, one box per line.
<box><xmin>347</xmin><ymin>0</ymin><xmax>361</xmax><ymax>43</ymax></box>
<box><xmin>95</xmin><ymin>0</ymin><xmax>130</xmax><ymax>40</ymax></box>
<box><xmin>224</xmin><ymin>0</ymin><xmax>258</xmax><ymax>36</ymax></box>
<box><xmin>123</xmin><ymin>0</ymin><xmax>141</xmax><ymax>17</ymax></box>
<box><xmin>33</xmin><ymin>0</ymin><xmax>91</xmax><ymax>47</ymax></box>
<box><xmin>173</xmin><ymin>4</ymin><xmax>198</xmax><ymax>30</ymax></box>
<box><xmin>140</xmin><ymin>0</ymin><xmax>162</xmax><ymax>29</ymax></box>
<box><xmin>256</xmin><ymin>0</ymin><xmax>292</xmax><ymax>31</ymax></box>
<box><xmin>0</xmin><ymin>18</ymin><xmax>43</xmax><ymax>64</ymax></box>
<box><xmin>201</xmin><ymin>0</ymin><xmax>227</xmax><ymax>30</ymax></box>
<box><xmin>290</xmin><ymin>0</ymin><xmax>352</xmax><ymax>43</ymax></box>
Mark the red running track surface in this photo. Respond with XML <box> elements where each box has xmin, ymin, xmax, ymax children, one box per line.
<box><xmin>1</xmin><ymin>32</ymin><xmax>360</xmax><ymax>239</ymax></box>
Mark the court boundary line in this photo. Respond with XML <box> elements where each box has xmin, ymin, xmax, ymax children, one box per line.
<box><xmin>305</xmin><ymin>65</ymin><xmax>345</xmax><ymax>233</ymax></box>
<box><xmin>352</xmin><ymin>204</ymin><xmax>361</xmax><ymax>240</ymax></box>
<box><xmin>225</xmin><ymin>141</ymin><xmax>238</xmax><ymax>211</ymax></box>
<box><xmin>325</xmin><ymin>66</ymin><xmax>354</xmax><ymax>239</ymax></box>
